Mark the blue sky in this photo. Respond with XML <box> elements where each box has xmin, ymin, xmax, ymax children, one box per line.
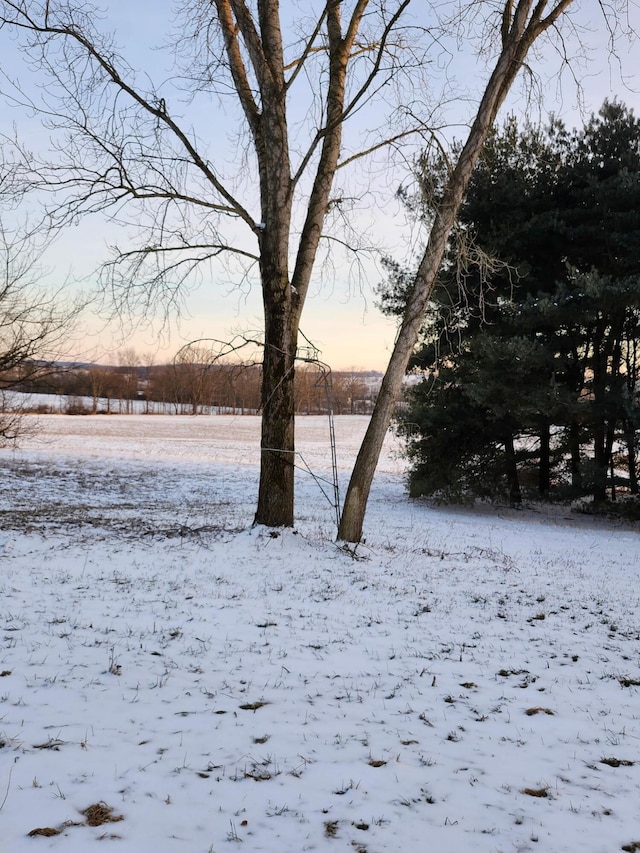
<box><xmin>1</xmin><ymin>1</ymin><xmax>639</xmax><ymax>369</ymax></box>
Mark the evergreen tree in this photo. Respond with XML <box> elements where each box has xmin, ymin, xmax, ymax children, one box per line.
<box><xmin>390</xmin><ymin>102</ymin><xmax>640</xmax><ymax>505</ymax></box>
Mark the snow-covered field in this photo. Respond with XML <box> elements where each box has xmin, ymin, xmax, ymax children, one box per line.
<box><xmin>1</xmin><ymin>414</ymin><xmax>639</xmax><ymax>852</ymax></box>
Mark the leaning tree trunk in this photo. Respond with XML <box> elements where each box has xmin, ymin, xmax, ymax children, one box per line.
<box><xmin>338</xmin><ymin>0</ymin><xmax>573</xmax><ymax>542</ymax></box>
<box><xmin>338</xmin><ymin>179</ymin><xmax>479</xmax><ymax>541</ymax></box>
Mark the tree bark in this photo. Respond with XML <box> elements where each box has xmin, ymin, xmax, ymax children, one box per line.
<box><xmin>256</xmin><ymin>301</ymin><xmax>297</xmax><ymax>526</ymax></box>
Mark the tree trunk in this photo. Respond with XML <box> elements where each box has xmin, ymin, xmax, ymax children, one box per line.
<box><xmin>249</xmin><ymin>4</ymin><xmax>296</xmax><ymax>527</ymax></box>
<box><xmin>610</xmin><ymin>455</ymin><xmax>616</xmax><ymax>502</ymax></box>
<box><xmin>605</xmin><ymin>417</ymin><xmax>617</xmax><ymax>499</ymax></box>
<box><xmin>591</xmin><ymin>324</ymin><xmax>618</xmax><ymax>504</ymax></box>
<box><xmin>338</xmin><ymin>0</ymin><xmax>567</xmax><ymax>541</ymax></box>
<box><xmin>255</xmin><ymin>295</ymin><xmax>297</xmax><ymax>527</ymax></box>
<box><xmin>253</xmin><ymin>172</ymin><xmax>297</xmax><ymax>526</ymax></box>
<box><xmin>625</xmin><ymin>423</ymin><xmax>639</xmax><ymax>494</ymax></box>
<box><xmin>568</xmin><ymin>420</ymin><xmax>582</xmax><ymax>493</ymax></box>
<box><xmin>538</xmin><ymin>419</ymin><xmax>551</xmax><ymax>497</ymax></box>
<box><xmin>592</xmin><ymin>420</ymin><xmax>608</xmax><ymax>503</ymax></box>
<box><xmin>504</xmin><ymin>431</ymin><xmax>522</xmax><ymax>506</ymax></box>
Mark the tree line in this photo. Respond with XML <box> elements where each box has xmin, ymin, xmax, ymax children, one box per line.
<box><xmin>386</xmin><ymin>102</ymin><xmax>640</xmax><ymax>511</ymax></box>
<box><xmin>7</xmin><ymin>353</ymin><xmax>379</xmax><ymax>417</ymax></box>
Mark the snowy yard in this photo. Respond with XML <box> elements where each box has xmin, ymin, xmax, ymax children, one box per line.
<box><xmin>1</xmin><ymin>414</ymin><xmax>639</xmax><ymax>852</ymax></box>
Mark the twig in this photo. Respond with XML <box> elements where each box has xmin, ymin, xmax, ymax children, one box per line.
<box><xmin>0</xmin><ymin>764</ymin><xmax>14</xmax><ymax>813</ymax></box>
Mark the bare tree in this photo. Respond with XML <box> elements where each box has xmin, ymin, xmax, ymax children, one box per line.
<box><xmin>0</xmin><ymin>232</ymin><xmax>80</xmax><ymax>438</ymax></box>
<box><xmin>338</xmin><ymin>0</ymin><xmax>634</xmax><ymax>541</ymax></box>
<box><xmin>0</xmin><ymin>151</ymin><xmax>82</xmax><ymax>440</ymax></box>
<box><xmin>114</xmin><ymin>347</ymin><xmax>140</xmax><ymax>413</ymax></box>
<box><xmin>141</xmin><ymin>353</ymin><xmax>156</xmax><ymax>415</ymax></box>
<box><xmin>0</xmin><ymin>0</ymin><xmax>423</xmax><ymax>525</ymax></box>
<box><xmin>87</xmin><ymin>366</ymin><xmax>108</xmax><ymax>413</ymax></box>
<box><xmin>171</xmin><ymin>344</ymin><xmax>215</xmax><ymax>415</ymax></box>
<box><xmin>334</xmin><ymin>369</ymin><xmax>370</xmax><ymax>415</ymax></box>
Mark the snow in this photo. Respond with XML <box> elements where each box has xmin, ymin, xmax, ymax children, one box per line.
<box><xmin>1</xmin><ymin>413</ymin><xmax>639</xmax><ymax>852</ymax></box>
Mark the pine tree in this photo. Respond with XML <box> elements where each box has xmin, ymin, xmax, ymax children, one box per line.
<box><xmin>391</xmin><ymin>102</ymin><xmax>640</xmax><ymax>505</ymax></box>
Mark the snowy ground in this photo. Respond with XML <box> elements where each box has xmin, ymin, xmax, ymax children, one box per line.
<box><xmin>1</xmin><ymin>414</ymin><xmax>639</xmax><ymax>852</ymax></box>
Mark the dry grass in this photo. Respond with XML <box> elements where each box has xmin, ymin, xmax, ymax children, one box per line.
<box><xmin>238</xmin><ymin>701</ymin><xmax>270</xmax><ymax>711</ymax></box>
<box><xmin>27</xmin><ymin>827</ymin><xmax>63</xmax><ymax>837</ymax></box>
<box><xmin>522</xmin><ymin>787</ymin><xmax>549</xmax><ymax>798</ymax></box>
<box><xmin>82</xmin><ymin>802</ymin><xmax>124</xmax><ymax>826</ymax></box>
<box><xmin>27</xmin><ymin>802</ymin><xmax>123</xmax><ymax>838</ymax></box>
<box><xmin>324</xmin><ymin>820</ymin><xmax>339</xmax><ymax>837</ymax></box>
<box><xmin>33</xmin><ymin>738</ymin><xmax>65</xmax><ymax>750</ymax></box>
<box><xmin>601</xmin><ymin>757</ymin><xmax>634</xmax><ymax>768</ymax></box>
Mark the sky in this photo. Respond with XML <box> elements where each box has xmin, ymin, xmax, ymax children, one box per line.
<box><xmin>1</xmin><ymin>1</ymin><xmax>639</xmax><ymax>370</ymax></box>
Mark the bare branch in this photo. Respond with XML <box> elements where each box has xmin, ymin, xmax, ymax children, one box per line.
<box><xmin>0</xmin><ymin>1</ymin><xmax>256</xmax><ymax>228</ymax></box>
<box><xmin>284</xmin><ymin>7</ymin><xmax>327</xmax><ymax>89</ymax></box>
<box><xmin>341</xmin><ymin>0</ymin><xmax>412</xmax><ymax>125</ymax></box>
<box><xmin>0</xmin><ymin>209</ymin><xmax>84</xmax><ymax>441</ymax></box>
<box><xmin>213</xmin><ymin>0</ymin><xmax>263</xmax><ymax>142</ymax></box>
<box><xmin>337</xmin><ymin>128</ymin><xmax>427</xmax><ymax>170</ymax></box>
